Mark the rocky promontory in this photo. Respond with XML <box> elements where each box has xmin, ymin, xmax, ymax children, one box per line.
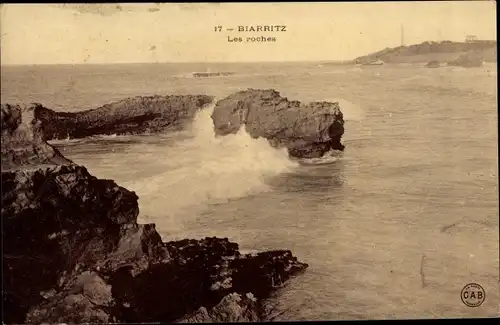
<box><xmin>1</xmin><ymin>103</ymin><xmax>308</xmax><ymax>324</ymax></box>
<box><xmin>353</xmin><ymin>40</ymin><xmax>496</xmax><ymax>64</ymax></box>
<box><xmin>34</xmin><ymin>95</ymin><xmax>214</xmax><ymax>140</ymax></box>
<box><xmin>211</xmin><ymin>89</ymin><xmax>345</xmax><ymax>159</ymax></box>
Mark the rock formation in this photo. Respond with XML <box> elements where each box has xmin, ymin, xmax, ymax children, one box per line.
<box><xmin>447</xmin><ymin>52</ymin><xmax>484</xmax><ymax>68</ymax></box>
<box><xmin>1</xmin><ymin>104</ymin><xmax>72</xmax><ymax>169</ymax></box>
<box><xmin>1</xmin><ymin>103</ymin><xmax>308</xmax><ymax>324</ymax></box>
<box><xmin>192</xmin><ymin>72</ymin><xmax>235</xmax><ymax>78</ymax></box>
<box><xmin>426</xmin><ymin>60</ymin><xmax>441</xmax><ymax>68</ymax></box>
<box><xmin>34</xmin><ymin>95</ymin><xmax>214</xmax><ymax>140</ymax></box>
<box><xmin>211</xmin><ymin>89</ymin><xmax>345</xmax><ymax>158</ymax></box>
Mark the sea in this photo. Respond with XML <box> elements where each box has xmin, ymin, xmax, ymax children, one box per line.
<box><xmin>1</xmin><ymin>62</ymin><xmax>498</xmax><ymax>320</ymax></box>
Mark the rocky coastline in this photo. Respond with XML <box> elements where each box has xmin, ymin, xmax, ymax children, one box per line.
<box><xmin>1</xmin><ymin>102</ymin><xmax>309</xmax><ymax>323</ymax></box>
<box><xmin>353</xmin><ymin>40</ymin><xmax>496</xmax><ymax>64</ymax></box>
<box><xmin>211</xmin><ymin>89</ymin><xmax>345</xmax><ymax>159</ymax></box>
<box><xmin>19</xmin><ymin>89</ymin><xmax>345</xmax><ymax>159</ymax></box>
<box><xmin>35</xmin><ymin>95</ymin><xmax>214</xmax><ymax>140</ymax></box>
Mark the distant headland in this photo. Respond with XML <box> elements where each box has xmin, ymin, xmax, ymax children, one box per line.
<box><xmin>351</xmin><ymin>40</ymin><xmax>497</xmax><ymax>65</ymax></box>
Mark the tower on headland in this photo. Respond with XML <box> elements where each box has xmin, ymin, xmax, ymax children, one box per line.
<box><xmin>465</xmin><ymin>35</ymin><xmax>478</xmax><ymax>43</ymax></box>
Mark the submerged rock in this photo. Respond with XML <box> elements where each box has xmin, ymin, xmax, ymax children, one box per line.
<box><xmin>34</xmin><ymin>95</ymin><xmax>214</xmax><ymax>140</ymax></box>
<box><xmin>1</xmin><ymin>102</ymin><xmax>308</xmax><ymax>324</ymax></box>
<box><xmin>211</xmin><ymin>89</ymin><xmax>345</xmax><ymax>158</ymax></box>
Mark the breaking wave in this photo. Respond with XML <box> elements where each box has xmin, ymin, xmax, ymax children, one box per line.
<box><xmin>122</xmin><ymin>102</ymin><xmax>299</xmax><ymax>237</ymax></box>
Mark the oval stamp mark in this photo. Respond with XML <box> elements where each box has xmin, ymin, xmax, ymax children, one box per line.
<box><xmin>461</xmin><ymin>283</ymin><xmax>485</xmax><ymax>307</ymax></box>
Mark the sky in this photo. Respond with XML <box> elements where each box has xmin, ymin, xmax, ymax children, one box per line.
<box><xmin>0</xmin><ymin>2</ymin><xmax>496</xmax><ymax>65</ymax></box>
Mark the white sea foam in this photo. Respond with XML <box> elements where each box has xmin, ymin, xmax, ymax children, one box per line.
<box><xmin>322</xmin><ymin>97</ymin><xmax>366</xmax><ymax>121</ymax></box>
<box><xmin>400</xmin><ymin>75</ymin><xmax>432</xmax><ymax>82</ymax></box>
<box><xmin>298</xmin><ymin>154</ymin><xmax>340</xmax><ymax>166</ymax></box>
<box><xmin>122</xmin><ymin>102</ymin><xmax>298</xmax><ymax>234</ymax></box>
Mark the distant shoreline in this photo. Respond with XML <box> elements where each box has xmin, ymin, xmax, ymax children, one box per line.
<box><xmin>353</xmin><ymin>40</ymin><xmax>497</xmax><ymax>64</ymax></box>
<box><xmin>1</xmin><ymin>40</ymin><xmax>497</xmax><ymax>67</ymax></box>
<box><xmin>0</xmin><ymin>60</ymin><xmax>351</xmax><ymax>67</ymax></box>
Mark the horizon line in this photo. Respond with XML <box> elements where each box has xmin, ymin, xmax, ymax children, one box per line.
<box><xmin>0</xmin><ymin>59</ymin><xmax>354</xmax><ymax>67</ymax></box>
<box><xmin>1</xmin><ymin>39</ymin><xmax>495</xmax><ymax>67</ymax></box>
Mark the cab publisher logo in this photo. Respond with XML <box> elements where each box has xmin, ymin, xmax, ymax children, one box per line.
<box><xmin>461</xmin><ymin>283</ymin><xmax>485</xmax><ymax>307</ymax></box>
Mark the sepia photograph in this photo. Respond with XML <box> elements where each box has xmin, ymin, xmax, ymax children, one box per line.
<box><xmin>1</xmin><ymin>2</ymin><xmax>498</xmax><ymax>323</ymax></box>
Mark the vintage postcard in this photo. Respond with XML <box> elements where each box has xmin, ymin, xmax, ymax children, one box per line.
<box><xmin>1</xmin><ymin>2</ymin><xmax>498</xmax><ymax>323</ymax></box>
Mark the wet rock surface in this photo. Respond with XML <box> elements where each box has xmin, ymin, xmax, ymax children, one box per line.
<box><xmin>211</xmin><ymin>89</ymin><xmax>345</xmax><ymax>158</ymax></box>
<box><xmin>1</xmin><ymin>102</ymin><xmax>308</xmax><ymax>324</ymax></box>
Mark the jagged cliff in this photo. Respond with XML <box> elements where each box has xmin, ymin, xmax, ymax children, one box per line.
<box><xmin>1</xmin><ymin>103</ymin><xmax>308</xmax><ymax>324</ymax></box>
<box><xmin>211</xmin><ymin>89</ymin><xmax>345</xmax><ymax>159</ymax></box>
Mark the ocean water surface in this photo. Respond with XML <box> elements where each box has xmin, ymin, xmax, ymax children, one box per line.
<box><xmin>1</xmin><ymin>62</ymin><xmax>498</xmax><ymax>320</ymax></box>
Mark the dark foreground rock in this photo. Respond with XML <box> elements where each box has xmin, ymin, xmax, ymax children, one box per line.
<box><xmin>34</xmin><ymin>95</ymin><xmax>214</xmax><ymax>140</ymax></box>
<box><xmin>178</xmin><ymin>292</ymin><xmax>259</xmax><ymax>322</ymax></box>
<box><xmin>211</xmin><ymin>89</ymin><xmax>345</xmax><ymax>159</ymax></box>
<box><xmin>1</xmin><ymin>103</ymin><xmax>308</xmax><ymax>324</ymax></box>
<box><xmin>1</xmin><ymin>104</ymin><xmax>72</xmax><ymax>169</ymax></box>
